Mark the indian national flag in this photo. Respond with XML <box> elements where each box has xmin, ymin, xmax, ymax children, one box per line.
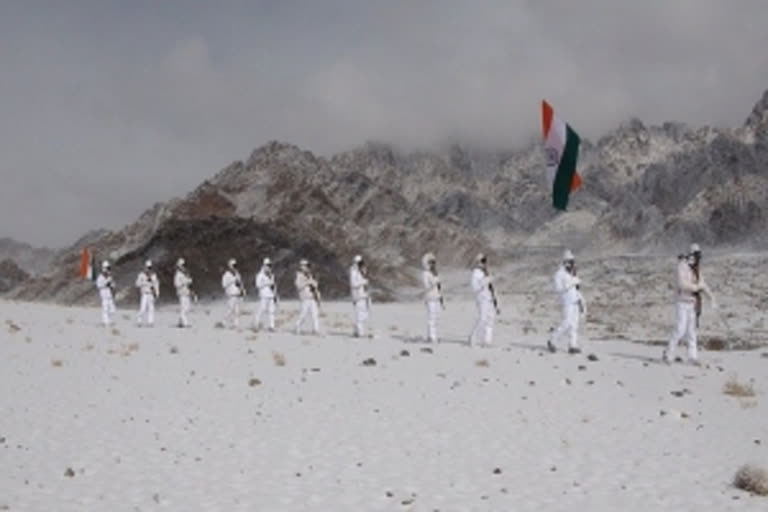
<box><xmin>542</xmin><ymin>100</ymin><xmax>582</xmax><ymax>210</ymax></box>
<box><xmin>79</xmin><ymin>248</ymin><xmax>93</xmax><ymax>280</ymax></box>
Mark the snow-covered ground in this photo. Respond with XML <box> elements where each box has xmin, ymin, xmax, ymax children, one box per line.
<box><xmin>1</xmin><ymin>298</ymin><xmax>767</xmax><ymax>511</ymax></box>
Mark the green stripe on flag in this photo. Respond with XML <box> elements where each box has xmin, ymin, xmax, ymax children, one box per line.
<box><xmin>552</xmin><ymin>124</ymin><xmax>581</xmax><ymax>210</ymax></box>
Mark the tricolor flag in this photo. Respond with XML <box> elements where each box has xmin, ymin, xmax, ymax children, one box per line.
<box><xmin>79</xmin><ymin>248</ymin><xmax>94</xmax><ymax>280</ymax></box>
<box><xmin>542</xmin><ymin>100</ymin><xmax>582</xmax><ymax>210</ymax></box>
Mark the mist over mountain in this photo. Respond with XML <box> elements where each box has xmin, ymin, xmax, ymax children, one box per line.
<box><xmin>9</xmin><ymin>88</ymin><xmax>768</xmax><ymax>304</ymax></box>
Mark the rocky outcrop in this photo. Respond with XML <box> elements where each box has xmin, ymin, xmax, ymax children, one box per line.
<box><xmin>0</xmin><ymin>259</ymin><xmax>30</xmax><ymax>293</ymax></box>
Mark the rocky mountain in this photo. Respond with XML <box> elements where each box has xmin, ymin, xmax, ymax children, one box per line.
<box><xmin>0</xmin><ymin>238</ymin><xmax>55</xmax><ymax>275</ymax></box>
<box><xmin>0</xmin><ymin>259</ymin><xmax>30</xmax><ymax>293</ymax></box>
<box><xmin>10</xmin><ymin>88</ymin><xmax>768</xmax><ymax>305</ymax></box>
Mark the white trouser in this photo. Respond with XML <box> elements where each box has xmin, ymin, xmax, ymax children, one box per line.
<box><xmin>296</xmin><ymin>299</ymin><xmax>320</xmax><ymax>334</ymax></box>
<box><xmin>225</xmin><ymin>295</ymin><xmax>242</xmax><ymax>328</ymax></box>
<box><xmin>425</xmin><ymin>300</ymin><xmax>441</xmax><ymax>342</ymax></box>
<box><xmin>470</xmin><ymin>299</ymin><xmax>495</xmax><ymax>346</ymax></box>
<box><xmin>353</xmin><ymin>299</ymin><xmax>369</xmax><ymax>336</ymax></box>
<box><xmin>178</xmin><ymin>295</ymin><xmax>191</xmax><ymax>327</ymax></box>
<box><xmin>137</xmin><ymin>293</ymin><xmax>155</xmax><ymax>326</ymax></box>
<box><xmin>667</xmin><ymin>301</ymin><xmax>697</xmax><ymax>361</ymax></box>
<box><xmin>255</xmin><ymin>297</ymin><xmax>276</xmax><ymax>330</ymax></box>
<box><xmin>101</xmin><ymin>297</ymin><xmax>115</xmax><ymax>326</ymax></box>
<box><xmin>551</xmin><ymin>302</ymin><xmax>580</xmax><ymax>349</ymax></box>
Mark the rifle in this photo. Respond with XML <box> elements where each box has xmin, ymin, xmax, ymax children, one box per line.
<box><xmin>482</xmin><ymin>267</ymin><xmax>500</xmax><ymax>314</ymax></box>
<box><xmin>569</xmin><ymin>264</ymin><xmax>585</xmax><ymax>314</ymax></box>
<box><xmin>571</xmin><ymin>263</ymin><xmax>579</xmax><ymax>290</ymax></box>
<box><xmin>692</xmin><ymin>263</ymin><xmax>702</xmax><ymax>327</ymax></box>
<box><xmin>304</xmin><ymin>269</ymin><xmax>321</xmax><ymax>306</ymax></box>
<box><xmin>433</xmin><ymin>268</ymin><xmax>445</xmax><ymax>310</ymax></box>
<box><xmin>360</xmin><ymin>264</ymin><xmax>369</xmax><ymax>297</ymax></box>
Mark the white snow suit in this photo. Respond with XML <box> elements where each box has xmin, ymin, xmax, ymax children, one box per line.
<box><xmin>665</xmin><ymin>260</ymin><xmax>715</xmax><ymax>362</ymax></box>
<box><xmin>550</xmin><ymin>265</ymin><xmax>584</xmax><ymax>350</ymax></box>
<box><xmin>96</xmin><ymin>272</ymin><xmax>116</xmax><ymax>326</ymax></box>
<box><xmin>254</xmin><ymin>267</ymin><xmax>277</xmax><ymax>330</ymax></box>
<box><xmin>469</xmin><ymin>267</ymin><xmax>496</xmax><ymax>346</ymax></box>
<box><xmin>174</xmin><ymin>269</ymin><xmax>193</xmax><ymax>327</ymax></box>
<box><xmin>222</xmin><ymin>269</ymin><xmax>244</xmax><ymax>328</ymax></box>
<box><xmin>422</xmin><ymin>263</ymin><xmax>442</xmax><ymax>343</ymax></box>
<box><xmin>349</xmin><ymin>264</ymin><xmax>370</xmax><ymax>337</ymax></box>
<box><xmin>135</xmin><ymin>270</ymin><xmax>159</xmax><ymax>326</ymax></box>
<box><xmin>295</xmin><ymin>270</ymin><xmax>320</xmax><ymax>334</ymax></box>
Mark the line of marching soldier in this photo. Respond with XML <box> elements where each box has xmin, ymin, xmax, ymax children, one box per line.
<box><xmin>94</xmin><ymin>244</ymin><xmax>716</xmax><ymax>364</ymax></box>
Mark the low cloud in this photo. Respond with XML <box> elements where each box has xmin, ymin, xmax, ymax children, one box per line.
<box><xmin>1</xmin><ymin>0</ymin><xmax>766</xmax><ymax>246</ymax></box>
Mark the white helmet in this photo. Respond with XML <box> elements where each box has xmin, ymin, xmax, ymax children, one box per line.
<box><xmin>102</xmin><ymin>260</ymin><xmax>111</xmax><ymax>270</ymax></box>
<box><xmin>422</xmin><ymin>252</ymin><xmax>436</xmax><ymax>269</ymax></box>
<box><xmin>689</xmin><ymin>243</ymin><xmax>701</xmax><ymax>254</ymax></box>
<box><xmin>145</xmin><ymin>259</ymin><xmax>153</xmax><ymax>268</ymax></box>
<box><xmin>353</xmin><ymin>254</ymin><xmax>363</xmax><ymax>264</ymax></box>
<box><xmin>228</xmin><ymin>258</ymin><xmax>237</xmax><ymax>268</ymax></box>
<box><xmin>475</xmin><ymin>253</ymin><xmax>487</xmax><ymax>265</ymax></box>
<box><xmin>299</xmin><ymin>259</ymin><xmax>309</xmax><ymax>267</ymax></box>
<box><xmin>563</xmin><ymin>249</ymin><xmax>575</xmax><ymax>261</ymax></box>
<box><xmin>176</xmin><ymin>258</ymin><xmax>185</xmax><ymax>267</ymax></box>
<box><xmin>263</xmin><ymin>257</ymin><xmax>271</xmax><ymax>266</ymax></box>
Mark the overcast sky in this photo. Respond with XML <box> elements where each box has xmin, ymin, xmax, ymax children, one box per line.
<box><xmin>2</xmin><ymin>0</ymin><xmax>767</xmax><ymax>247</ymax></box>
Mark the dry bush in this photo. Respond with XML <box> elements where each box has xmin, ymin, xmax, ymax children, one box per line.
<box><xmin>475</xmin><ymin>359</ymin><xmax>489</xmax><ymax>368</ymax></box>
<box><xmin>702</xmin><ymin>336</ymin><xmax>728</xmax><ymax>351</ymax></box>
<box><xmin>272</xmin><ymin>351</ymin><xmax>286</xmax><ymax>366</ymax></box>
<box><xmin>734</xmin><ymin>464</ymin><xmax>768</xmax><ymax>496</ymax></box>
<box><xmin>51</xmin><ymin>359</ymin><xmax>63</xmax><ymax>367</ymax></box>
<box><xmin>702</xmin><ymin>336</ymin><xmax>758</xmax><ymax>351</ymax></box>
<box><xmin>724</xmin><ymin>375</ymin><xmax>756</xmax><ymax>397</ymax></box>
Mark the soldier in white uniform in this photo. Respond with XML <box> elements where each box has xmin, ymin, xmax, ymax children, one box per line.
<box><xmin>96</xmin><ymin>260</ymin><xmax>116</xmax><ymax>326</ymax></box>
<box><xmin>547</xmin><ymin>250</ymin><xmax>586</xmax><ymax>354</ymax></box>
<box><xmin>468</xmin><ymin>253</ymin><xmax>498</xmax><ymax>347</ymax></box>
<box><xmin>349</xmin><ymin>254</ymin><xmax>370</xmax><ymax>337</ymax></box>
<box><xmin>422</xmin><ymin>252</ymin><xmax>443</xmax><ymax>343</ymax></box>
<box><xmin>295</xmin><ymin>259</ymin><xmax>321</xmax><ymax>335</ymax></box>
<box><xmin>174</xmin><ymin>258</ymin><xmax>194</xmax><ymax>328</ymax></box>
<box><xmin>663</xmin><ymin>243</ymin><xmax>716</xmax><ymax>364</ymax></box>
<box><xmin>135</xmin><ymin>260</ymin><xmax>159</xmax><ymax>327</ymax></box>
<box><xmin>254</xmin><ymin>258</ymin><xmax>277</xmax><ymax>331</ymax></box>
<box><xmin>221</xmin><ymin>258</ymin><xmax>245</xmax><ymax>329</ymax></box>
